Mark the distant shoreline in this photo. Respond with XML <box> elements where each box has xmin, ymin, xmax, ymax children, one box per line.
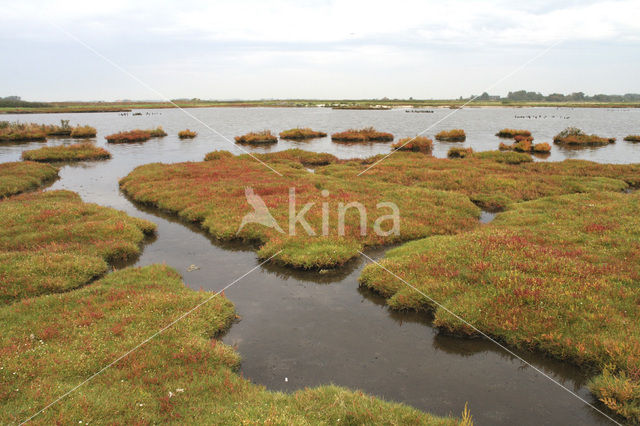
<box><xmin>2</xmin><ymin>100</ymin><xmax>640</xmax><ymax>114</ymax></box>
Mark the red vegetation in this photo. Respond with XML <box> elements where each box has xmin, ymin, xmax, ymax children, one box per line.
<box><xmin>105</xmin><ymin>130</ymin><xmax>152</xmax><ymax>143</ymax></box>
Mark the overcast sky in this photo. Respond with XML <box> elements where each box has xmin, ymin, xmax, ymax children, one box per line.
<box><xmin>2</xmin><ymin>0</ymin><xmax>639</xmax><ymax>101</ymax></box>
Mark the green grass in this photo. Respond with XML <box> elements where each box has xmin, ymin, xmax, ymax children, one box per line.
<box><xmin>119</xmin><ymin>150</ymin><xmax>480</xmax><ymax>269</ymax></box>
<box><xmin>0</xmin><ymin>161</ymin><xmax>58</xmax><ymax>198</ymax></box>
<box><xmin>359</xmin><ymin>191</ymin><xmax>640</xmax><ymax>422</ymax></box>
<box><xmin>0</xmin><ymin>190</ymin><xmax>155</xmax><ymax>304</ymax></box>
<box><xmin>21</xmin><ymin>143</ymin><xmax>111</xmax><ymax>162</ymax></box>
<box><xmin>0</xmin><ymin>264</ymin><xmax>464</xmax><ymax>425</ymax></box>
<box><xmin>320</xmin><ymin>151</ymin><xmax>637</xmax><ymax>211</ymax></box>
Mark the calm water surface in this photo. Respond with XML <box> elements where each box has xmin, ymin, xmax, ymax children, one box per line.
<box><xmin>2</xmin><ymin>107</ymin><xmax>636</xmax><ymax>425</ymax></box>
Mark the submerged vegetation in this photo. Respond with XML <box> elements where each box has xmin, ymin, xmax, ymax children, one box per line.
<box><xmin>106</xmin><ymin>129</ymin><xmax>152</xmax><ymax>143</ymax></box>
<box><xmin>359</xmin><ymin>191</ymin><xmax>640</xmax><ymax>422</ymax></box>
<box><xmin>447</xmin><ymin>147</ymin><xmax>473</xmax><ymax>158</ymax></box>
<box><xmin>0</xmin><ymin>161</ymin><xmax>58</xmax><ymax>198</ymax></box>
<box><xmin>392</xmin><ymin>136</ymin><xmax>433</xmax><ymax>153</ymax></box>
<box><xmin>553</xmin><ymin>127</ymin><xmax>616</xmax><ymax>146</ymax></box>
<box><xmin>0</xmin><ymin>264</ymin><xmax>462</xmax><ymax>424</ymax></box>
<box><xmin>435</xmin><ymin>129</ymin><xmax>466</xmax><ymax>142</ymax></box>
<box><xmin>21</xmin><ymin>143</ymin><xmax>111</xmax><ymax>162</ymax></box>
<box><xmin>495</xmin><ymin>129</ymin><xmax>531</xmax><ymax>138</ymax></box>
<box><xmin>178</xmin><ymin>129</ymin><xmax>197</xmax><ymax>139</ymax></box>
<box><xmin>235</xmin><ymin>130</ymin><xmax>277</xmax><ymax>144</ymax></box>
<box><xmin>320</xmin><ymin>151</ymin><xmax>638</xmax><ymax>211</ymax></box>
<box><xmin>0</xmin><ymin>121</ymin><xmax>46</xmax><ymax>142</ymax></box>
<box><xmin>120</xmin><ymin>150</ymin><xmax>480</xmax><ymax>269</ymax></box>
<box><xmin>0</xmin><ymin>190</ymin><xmax>155</xmax><ymax>303</ymax></box>
<box><xmin>331</xmin><ymin>127</ymin><xmax>394</xmax><ymax>143</ymax></box>
<box><xmin>279</xmin><ymin>127</ymin><xmax>327</xmax><ymax>140</ymax></box>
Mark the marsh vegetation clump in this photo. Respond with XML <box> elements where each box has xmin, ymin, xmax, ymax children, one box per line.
<box><xmin>120</xmin><ymin>150</ymin><xmax>480</xmax><ymax>269</ymax></box>
<box><xmin>331</xmin><ymin>127</ymin><xmax>394</xmax><ymax>143</ymax></box>
<box><xmin>148</xmin><ymin>126</ymin><xmax>168</xmax><ymax>137</ymax></box>
<box><xmin>106</xmin><ymin>129</ymin><xmax>152</xmax><ymax>143</ymax></box>
<box><xmin>624</xmin><ymin>134</ymin><xmax>640</xmax><ymax>142</ymax></box>
<box><xmin>235</xmin><ymin>130</ymin><xmax>277</xmax><ymax>144</ymax></box>
<box><xmin>359</xmin><ymin>191</ymin><xmax>640</xmax><ymax>422</ymax></box>
<box><xmin>0</xmin><ymin>190</ymin><xmax>155</xmax><ymax>303</ymax></box>
<box><xmin>319</xmin><ymin>151</ymin><xmax>638</xmax><ymax>211</ymax></box>
<box><xmin>435</xmin><ymin>129</ymin><xmax>466</xmax><ymax>142</ymax></box>
<box><xmin>178</xmin><ymin>129</ymin><xmax>197</xmax><ymax>139</ymax></box>
<box><xmin>0</xmin><ymin>161</ymin><xmax>58</xmax><ymax>198</ymax></box>
<box><xmin>70</xmin><ymin>125</ymin><xmax>97</xmax><ymax>138</ymax></box>
<box><xmin>42</xmin><ymin>119</ymin><xmax>72</xmax><ymax>136</ymax></box>
<box><xmin>447</xmin><ymin>147</ymin><xmax>473</xmax><ymax>158</ymax></box>
<box><xmin>553</xmin><ymin>127</ymin><xmax>615</xmax><ymax>146</ymax></box>
<box><xmin>0</xmin><ymin>121</ymin><xmax>47</xmax><ymax>142</ymax></box>
<box><xmin>279</xmin><ymin>127</ymin><xmax>327</xmax><ymax>140</ymax></box>
<box><xmin>392</xmin><ymin>136</ymin><xmax>433</xmax><ymax>153</ymax></box>
<box><xmin>499</xmin><ymin>138</ymin><xmax>551</xmax><ymax>154</ymax></box>
<box><xmin>0</xmin><ymin>264</ymin><xmax>462</xmax><ymax>424</ymax></box>
<box><xmin>495</xmin><ymin>129</ymin><xmax>531</xmax><ymax>138</ymax></box>
<box><xmin>21</xmin><ymin>143</ymin><xmax>111</xmax><ymax>162</ymax></box>
<box><xmin>251</xmin><ymin>148</ymin><xmax>339</xmax><ymax>166</ymax></box>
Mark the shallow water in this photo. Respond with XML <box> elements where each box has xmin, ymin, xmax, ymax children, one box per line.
<box><xmin>2</xmin><ymin>107</ymin><xmax>635</xmax><ymax>424</ymax></box>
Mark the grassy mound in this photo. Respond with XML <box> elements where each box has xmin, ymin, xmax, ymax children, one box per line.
<box><xmin>0</xmin><ymin>190</ymin><xmax>155</xmax><ymax>304</ymax></box>
<box><xmin>0</xmin><ymin>265</ymin><xmax>462</xmax><ymax>424</ymax></box>
<box><xmin>392</xmin><ymin>136</ymin><xmax>433</xmax><ymax>153</ymax></box>
<box><xmin>0</xmin><ymin>161</ymin><xmax>58</xmax><ymax>198</ymax></box>
<box><xmin>251</xmin><ymin>148</ymin><xmax>339</xmax><ymax>167</ymax></box>
<box><xmin>435</xmin><ymin>129</ymin><xmax>466</xmax><ymax>142</ymax></box>
<box><xmin>106</xmin><ymin>130</ymin><xmax>152</xmax><ymax>143</ymax></box>
<box><xmin>21</xmin><ymin>143</ymin><xmax>111</xmax><ymax>162</ymax></box>
<box><xmin>359</xmin><ymin>191</ymin><xmax>640</xmax><ymax>422</ymax></box>
<box><xmin>624</xmin><ymin>135</ymin><xmax>640</xmax><ymax>142</ymax></box>
<box><xmin>320</xmin><ymin>152</ymin><xmax>638</xmax><ymax>211</ymax></box>
<box><xmin>120</xmin><ymin>152</ymin><xmax>480</xmax><ymax>269</ymax></box>
<box><xmin>447</xmin><ymin>147</ymin><xmax>473</xmax><ymax>158</ymax></box>
<box><xmin>178</xmin><ymin>129</ymin><xmax>197</xmax><ymax>139</ymax></box>
<box><xmin>148</xmin><ymin>126</ymin><xmax>168</xmax><ymax>137</ymax></box>
<box><xmin>0</xmin><ymin>121</ymin><xmax>46</xmax><ymax>142</ymax></box>
<box><xmin>331</xmin><ymin>127</ymin><xmax>394</xmax><ymax>143</ymax></box>
<box><xmin>495</xmin><ymin>129</ymin><xmax>531</xmax><ymax>138</ymax></box>
<box><xmin>235</xmin><ymin>130</ymin><xmax>276</xmax><ymax>144</ymax></box>
<box><xmin>553</xmin><ymin>127</ymin><xmax>615</xmax><ymax>146</ymax></box>
<box><xmin>499</xmin><ymin>139</ymin><xmax>551</xmax><ymax>153</ymax></box>
<box><xmin>70</xmin><ymin>125</ymin><xmax>97</xmax><ymax>138</ymax></box>
<box><xmin>279</xmin><ymin>127</ymin><xmax>327</xmax><ymax>140</ymax></box>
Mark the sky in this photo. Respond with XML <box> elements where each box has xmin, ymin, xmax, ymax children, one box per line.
<box><xmin>1</xmin><ymin>0</ymin><xmax>639</xmax><ymax>101</ymax></box>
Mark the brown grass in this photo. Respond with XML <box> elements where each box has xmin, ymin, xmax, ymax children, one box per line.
<box><xmin>331</xmin><ymin>127</ymin><xmax>394</xmax><ymax>143</ymax></box>
<box><xmin>279</xmin><ymin>128</ymin><xmax>327</xmax><ymax>140</ymax></box>
<box><xmin>392</xmin><ymin>136</ymin><xmax>433</xmax><ymax>153</ymax></box>
<box><xmin>235</xmin><ymin>130</ymin><xmax>277</xmax><ymax>144</ymax></box>
<box><xmin>435</xmin><ymin>129</ymin><xmax>466</xmax><ymax>142</ymax></box>
<box><xmin>178</xmin><ymin>129</ymin><xmax>197</xmax><ymax>139</ymax></box>
<box><xmin>106</xmin><ymin>130</ymin><xmax>152</xmax><ymax>143</ymax></box>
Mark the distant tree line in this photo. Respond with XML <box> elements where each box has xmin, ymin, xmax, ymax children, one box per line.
<box><xmin>0</xmin><ymin>96</ymin><xmax>51</xmax><ymax>108</ymax></box>
<box><xmin>473</xmin><ymin>91</ymin><xmax>640</xmax><ymax>102</ymax></box>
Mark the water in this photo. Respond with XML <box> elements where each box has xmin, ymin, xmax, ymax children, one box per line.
<box><xmin>2</xmin><ymin>106</ymin><xmax>635</xmax><ymax>424</ymax></box>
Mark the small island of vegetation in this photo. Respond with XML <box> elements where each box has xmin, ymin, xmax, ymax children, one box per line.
<box><xmin>391</xmin><ymin>136</ymin><xmax>433</xmax><ymax>153</ymax></box>
<box><xmin>331</xmin><ymin>127</ymin><xmax>394</xmax><ymax>143</ymax></box>
<box><xmin>235</xmin><ymin>130</ymin><xmax>277</xmax><ymax>144</ymax></box>
<box><xmin>553</xmin><ymin>127</ymin><xmax>616</xmax><ymax>146</ymax></box>
<box><xmin>21</xmin><ymin>143</ymin><xmax>111</xmax><ymax>162</ymax></box>
<box><xmin>279</xmin><ymin>127</ymin><xmax>327</xmax><ymax>140</ymax></box>
<box><xmin>106</xmin><ymin>129</ymin><xmax>152</xmax><ymax>143</ymax></box>
<box><xmin>178</xmin><ymin>129</ymin><xmax>197</xmax><ymax>139</ymax></box>
<box><xmin>435</xmin><ymin>129</ymin><xmax>466</xmax><ymax>142</ymax></box>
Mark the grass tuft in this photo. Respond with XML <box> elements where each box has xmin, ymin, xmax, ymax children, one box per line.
<box><xmin>624</xmin><ymin>135</ymin><xmax>640</xmax><ymax>142</ymax></box>
<box><xmin>392</xmin><ymin>136</ymin><xmax>433</xmax><ymax>153</ymax></box>
<box><xmin>21</xmin><ymin>143</ymin><xmax>111</xmax><ymax>162</ymax></box>
<box><xmin>106</xmin><ymin>129</ymin><xmax>152</xmax><ymax>143</ymax></box>
<box><xmin>553</xmin><ymin>127</ymin><xmax>615</xmax><ymax>146</ymax></box>
<box><xmin>495</xmin><ymin>129</ymin><xmax>531</xmax><ymax>138</ymax></box>
<box><xmin>235</xmin><ymin>130</ymin><xmax>276</xmax><ymax>144</ymax></box>
<box><xmin>178</xmin><ymin>129</ymin><xmax>197</xmax><ymax>139</ymax></box>
<box><xmin>279</xmin><ymin>127</ymin><xmax>327</xmax><ymax>140</ymax></box>
<box><xmin>0</xmin><ymin>121</ymin><xmax>46</xmax><ymax>142</ymax></box>
<box><xmin>447</xmin><ymin>147</ymin><xmax>473</xmax><ymax>158</ymax></box>
<box><xmin>435</xmin><ymin>129</ymin><xmax>466</xmax><ymax>142</ymax></box>
<box><xmin>331</xmin><ymin>127</ymin><xmax>394</xmax><ymax>143</ymax></box>
<box><xmin>148</xmin><ymin>126</ymin><xmax>168</xmax><ymax>137</ymax></box>
<box><xmin>70</xmin><ymin>125</ymin><xmax>97</xmax><ymax>138</ymax></box>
